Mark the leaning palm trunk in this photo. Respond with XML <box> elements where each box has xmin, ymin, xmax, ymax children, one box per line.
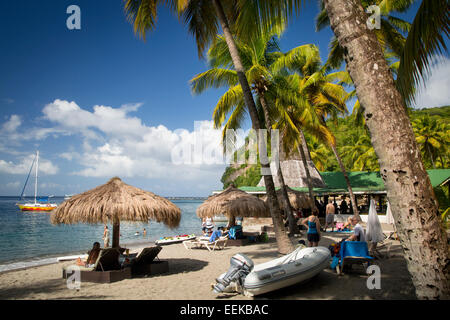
<box><xmin>298</xmin><ymin>128</ymin><xmax>316</xmax><ymax>210</ymax></box>
<box><xmin>427</xmin><ymin>143</ymin><xmax>436</xmax><ymax>169</ymax></box>
<box><xmin>213</xmin><ymin>0</ymin><xmax>294</xmax><ymax>254</ymax></box>
<box><xmin>330</xmin><ymin>142</ymin><xmax>359</xmax><ymax>216</ymax></box>
<box><xmin>259</xmin><ymin>94</ymin><xmax>298</xmax><ymax>235</ymax></box>
<box><xmin>323</xmin><ymin>0</ymin><xmax>449</xmax><ymax>299</ymax></box>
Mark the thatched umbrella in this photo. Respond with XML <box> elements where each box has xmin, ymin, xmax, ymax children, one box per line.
<box><xmin>261</xmin><ymin>186</ymin><xmax>312</xmax><ymax>211</ymax></box>
<box><xmin>196</xmin><ymin>185</ymin><xmax>269</xmax><ymax>222</ymax></box>
<box><xmin>51</xmin><ymin>177</ymin><xmax>181</xmax><ymax>248</ymax></box>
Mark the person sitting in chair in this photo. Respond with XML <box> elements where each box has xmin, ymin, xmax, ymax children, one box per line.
<box><xmin>77</xmin><ymin>242</ymin><xmax>101</xmax><ymax>267</ymax></box>
<box><xmin>342</xmin><ymin>216</ymin><xmax>353</xmax><ymax>231</ymax></box>
<box><xmin>345</xmin><ymin>216</ymin><xmax>365</xmax><ymax>242</ymax></box>
<box><xmin>209</xmin><ymin>226</ymin><xmax>228</xmax><ymax>242</ymax></box>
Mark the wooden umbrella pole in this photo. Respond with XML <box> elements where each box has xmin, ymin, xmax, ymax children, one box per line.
<box><xmin>112</xmin><ymin>219</ymin><xmax>120</xmax><ymax>248</ymax></box>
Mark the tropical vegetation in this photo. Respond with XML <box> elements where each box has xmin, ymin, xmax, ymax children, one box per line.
<box><xmin>123</xmin><ymin>0</ymin><xmax>450</xmax><ymax>299</ymax></box>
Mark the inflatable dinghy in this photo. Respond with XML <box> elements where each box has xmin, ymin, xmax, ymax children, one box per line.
<box><xmin>214</xmin><ymin>246</ymin><xmax>330</xmax><ymax>296</ymax></box>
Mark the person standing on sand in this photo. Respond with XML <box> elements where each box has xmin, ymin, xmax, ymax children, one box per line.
<box><xmin>205</xmin><ymin>216</ymin><xmax>215</xmax><ymax>235</ymax></box>
<box><xmin>103</xmin><ymin>225</ymin><xmax>110</xmax><ymax>248</ymax></box>
<box><xmin>324</xmin><ymin>200</ymin><xmax>335</xmax><ymax>232</ymax></box>
<box><xmin>340</xmin><ymin>198</ymin><xmax>348</xmax><ymax>215</ymax></box>
<box><xmin>301</xmin><ymin>208</ymin><xmax>321</xmax><ymax>247</ymax></box>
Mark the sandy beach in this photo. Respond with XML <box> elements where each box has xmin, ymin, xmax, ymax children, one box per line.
<box><xmin>0</xmin><ymin>230</ymin><xmax>417</xmax><ymax>300</ymax></box>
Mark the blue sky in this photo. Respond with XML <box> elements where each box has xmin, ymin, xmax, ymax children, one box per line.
<box><xmin>0</xmin><ymin>0</ymin><xmax>447</xmax><ymax>197</ymax></box>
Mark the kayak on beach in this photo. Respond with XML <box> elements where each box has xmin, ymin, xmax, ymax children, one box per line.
<box><xmin>56</xmin><ymin>254</ymin><xmax>88</xmax><ymax>262</ymax></box>
<box><xmin>155</xmin><ymin>234</ymin><xmax>196</xmax><ymax>245</ymax></box>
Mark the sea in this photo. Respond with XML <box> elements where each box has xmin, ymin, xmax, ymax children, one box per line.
<box><xmin>0</xmin><ymin>196</ymin><xmax>213</xmax><ymax>273</ymax></box>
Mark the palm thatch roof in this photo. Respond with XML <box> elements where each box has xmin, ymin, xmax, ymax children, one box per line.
<box><xmin>51</xmin><ymin>177</ymin><xmax>181</xmax><ymax>227</ymax></box>
<box><xmin>261</xmin><ymin>186</ymin><xmax>312</xmax><ymax>210</ymax></box>
<box><xmin>197</xmin><ymin>185</ymin><xmax>269</xmax><ymax>219</ymax></box>
<box><xmin>257</xmin><ymin>147</ymin><xmax>326</xmax><ymax>188</ymax></box>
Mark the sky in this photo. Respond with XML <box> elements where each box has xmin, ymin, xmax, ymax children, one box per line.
<box><xmin>0</xmin><ymin>0</ymin><xmax>448</xmax><ymax>197</ymax></box>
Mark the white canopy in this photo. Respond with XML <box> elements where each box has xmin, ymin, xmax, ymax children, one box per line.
<box><xmin>385</xmin><ymin>201</ymin><xmax>395</xmax><ymax>225</ymax></box>
<box><xmin>365</xmin><ymin>199</ymin><xmax>386</xmax><ymax>243</ymax></box>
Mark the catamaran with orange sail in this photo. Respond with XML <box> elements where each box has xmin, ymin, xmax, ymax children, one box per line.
<box><xmin>16</xmin><ymin>151</ymin><xmax>58</xmax><ymax>212</ymax></box>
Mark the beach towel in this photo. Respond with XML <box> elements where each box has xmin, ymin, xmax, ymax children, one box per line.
<box><xmin>228</xmin><ymin>225</ymin><xmax>243</xmax><ymax>240</ymax></box>
<box><xmin>209</xmin><ymin>230</ymin><xmax>223</xmax><ymax>242</ymax></box>
<box><xmin>330</xmin><ymin>256</ymin><xmax>340</xmax><ymax>269</ymax></box>
<box><xmin>339</xmin><ymin>241</ymin><xmax>373</xmax><ymax>266</ymax></box>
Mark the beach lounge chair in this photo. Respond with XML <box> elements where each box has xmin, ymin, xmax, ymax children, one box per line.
<box><xmin>62</xmin><ymin>248</ymin><xmax>131</xmax><ymax>283</ymax></box>
<box><xmin>183</xmin><ymin>236</ymin><xmax>228</xmax><ymax>251</ymax></box>
<box><xmin>130</xmin><ymin>246</ymin><xmax>169</xmax><ymax>276</ymax></box>
<box><xmin>335</xmin><ymin>241</ymin><xmax>373</xmax><ymax>275</ymax></box>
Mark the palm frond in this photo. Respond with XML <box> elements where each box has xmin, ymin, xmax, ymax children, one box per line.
<box><xmin>212</xmin><ymin>85</ymin><xmax>244</xmax><ymax>128</ymax></box>
<box><xmin>397</xmin><ymin>0</ymin><xmax>449</xmax><ymax>106</ymax></box>
<box><xmin>190</xmin><ymin>68</ymin><xmax>238</xmax><ymax>94</ymax></box>
<box><xmin>124</xmin><ymin>0</ymin><xmax>160</xmax><ymax>40</ymax></box>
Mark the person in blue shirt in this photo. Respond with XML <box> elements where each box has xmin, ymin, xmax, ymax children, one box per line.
<box><xmin>209</xmin><ymin>226</ymin><xmax>228</xmax><ymax>242</ymax></box>
<box><xmin>301</xmin><ymin>208</ymin><xmax>321</xmax><ymax>247</ymax></box>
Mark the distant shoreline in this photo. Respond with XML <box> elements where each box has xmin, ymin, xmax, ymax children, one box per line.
<box><xmin>0</xmin><ymin>196</ymin><xmax>207</xmax><ymax>200</ymax></box>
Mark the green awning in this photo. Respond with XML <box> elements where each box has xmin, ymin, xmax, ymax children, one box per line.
<box><xmin>216</xmin><ymin>169</ymin><xmax>450</xmax><ymax>195</ymax></box>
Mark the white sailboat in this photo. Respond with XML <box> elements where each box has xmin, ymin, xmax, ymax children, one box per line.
<box><xmin>16</xmin><ymin>151</ymin><xmax>58</xmax><ymax>212</ymax></box>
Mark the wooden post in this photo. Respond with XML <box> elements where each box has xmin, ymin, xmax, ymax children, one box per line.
<box><xmin>112</xmin><ymin>221</ymin><xmax>120</xmax><ymax>248</ymax></box>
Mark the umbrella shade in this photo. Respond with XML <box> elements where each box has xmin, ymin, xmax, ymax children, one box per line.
<box><xmin>385</xmin><ymin>201</ymin><xmax>395</xmax><ymax>225</ymax></box>
<box><xmin>51</xmin><ymin>177</ymin><xmax>181</xmax><ymax>247</ymax></box>
<box><xmin>261</xmin><ymin>186</ymin><xmax>312</xmax><ymax>210</ymax></box>
<box><xmin>365</xmin><ymin>199</ymin><xmax>385</xmax><ymax>243</ymax></box>
<box><xmin>196</xmin><ymin>185</ymin><xmax>269</xmax><ymax>219</ymax></box>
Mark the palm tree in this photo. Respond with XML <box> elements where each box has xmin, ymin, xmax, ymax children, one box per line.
<box><xmin>396</xmin><ymin>0</ymin><xmax>450</xmax><ymax>106</ymax></box>
<box><xmin>271</xmin><ymin>49</ymin><xmax>361</xmax><ymax>216</ymax></box>
<box><xmin>340</xmin><ymin>134</ymin><xmax>379</xmax><ymax>171</ymax></box>
<box><xmin>190</xmin><ymin>28</ymin><xmax>321</xmax><ymax>235</ymax></box>
<box><xmin>412</xmin><ymin>116</ymin><xmax>450</xmax><ymax>169</ymax></box>
<box><xmin>316</xmin><ymin>0</ymin><xmax>413</xmax><ymax>71</ymax></box>
<box><xmin>124</xmin><ymin>0</ymin><xmax>295</xmax><ymax>253</ymax></box>
<box><xmin>320</xmin><ymin>0</ymin><xmax>449</xmax><ymax>299</ymax></box>
<box><xmin>306</xmin><ymin>136</ymin><xmax>330</xmax><ymax>171</ymax></box>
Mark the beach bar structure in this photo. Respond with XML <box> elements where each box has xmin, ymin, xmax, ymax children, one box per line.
<box><xmin>214</xmin><ymin>169</ymin><xmax>450</xmax><ymax>218</ymax></box>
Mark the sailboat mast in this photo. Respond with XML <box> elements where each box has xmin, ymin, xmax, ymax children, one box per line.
<box><xmin>34</xmin><ymin>150</ymin><xmax>39</xmax><ymax>204</ymax></box>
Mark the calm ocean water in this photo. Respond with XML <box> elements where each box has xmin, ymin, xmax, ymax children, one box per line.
<box><xmin>0</xmin><ymin>197</ymin><xmax>213</xmax><ymax>272</ymax></box>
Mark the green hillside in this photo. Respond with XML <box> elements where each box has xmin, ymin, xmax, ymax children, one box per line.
<box><xmin>221</xmin><ymin>105</ymin><xmax>450</xmax><ymax>189</ymax></box>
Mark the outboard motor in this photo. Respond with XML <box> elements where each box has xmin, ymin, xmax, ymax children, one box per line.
<box><xmin>213</xmin><ymin>253</ymin><xmax>254</xmax><ymax>293</ymax></box>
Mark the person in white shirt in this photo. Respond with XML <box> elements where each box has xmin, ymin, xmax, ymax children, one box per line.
<box><xmin>346</xmin><ymin>216</ymin><xmax>365</xmax><ymax>242</ymax></box>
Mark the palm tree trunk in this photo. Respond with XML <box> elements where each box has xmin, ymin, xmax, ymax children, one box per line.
<box><xmin>426</xmin><ymin>143</ymin><xmax>436</xmax><ymax>169</ymax></box>
<box><xmin>259</xmin><ymin>94</ymin><xmax>298</xmax><ymax>235</ymax></box>
<box><xmin>298</xmin><ymin>128</ymin><xmax>312</xmax><ymax>162</ymax></box>
<box><xmin>323</xmin><ymin>0</ymin><xmax>449</xmax><ymax>299</ymax></box>
<box><xmin>212</xmin><ymin>0</ymin><xmax>294</xmax><ymax>253</ymax></box>
<box><xmin>298</xmin><ymin>128</ymin><xmax>316</xmax><ymax>210</ymax></box>
<box><xmin>330</xmin><ymin>141</ymin><xmax>359</xmax><ymax>216</ymax></box>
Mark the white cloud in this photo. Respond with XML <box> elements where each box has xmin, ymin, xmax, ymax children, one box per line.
<box><xmin>412</xmin><ymin>57</ymin><xmax>450</xmax><ymax>109</ymax></box>
<box><xmin>1</xmin><ymin>115</ymin><xmax>21</xmax><ymax>132</ymax></box>
<box><xmin>2</xmin><ymin>98</ymin><xmax>14</xmax><ymax>104</ymax></box>
<box><xmin>0</xmin><ymin>154</ymin><xmax>59</xmax><ymax>175</ymax></box>
<box><xmin>5</xmin><ymin>181</ymin><xmax>20</xmax><ymax>189</ymax></box>
<box><xmin>0</xmin><ymin>99</ymin><xmax>230</xmax><ymax>195</ymax></box>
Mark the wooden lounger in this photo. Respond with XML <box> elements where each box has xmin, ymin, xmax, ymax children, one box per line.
<box><xmin>130</xmin><ymin>246</ymin><xmax>169</xmax><ymax>276</ymax></box>
<box><xmin>62</xmin><ymin>248</ymin><xmax>131</xmax><ymax>283</ymax></box>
